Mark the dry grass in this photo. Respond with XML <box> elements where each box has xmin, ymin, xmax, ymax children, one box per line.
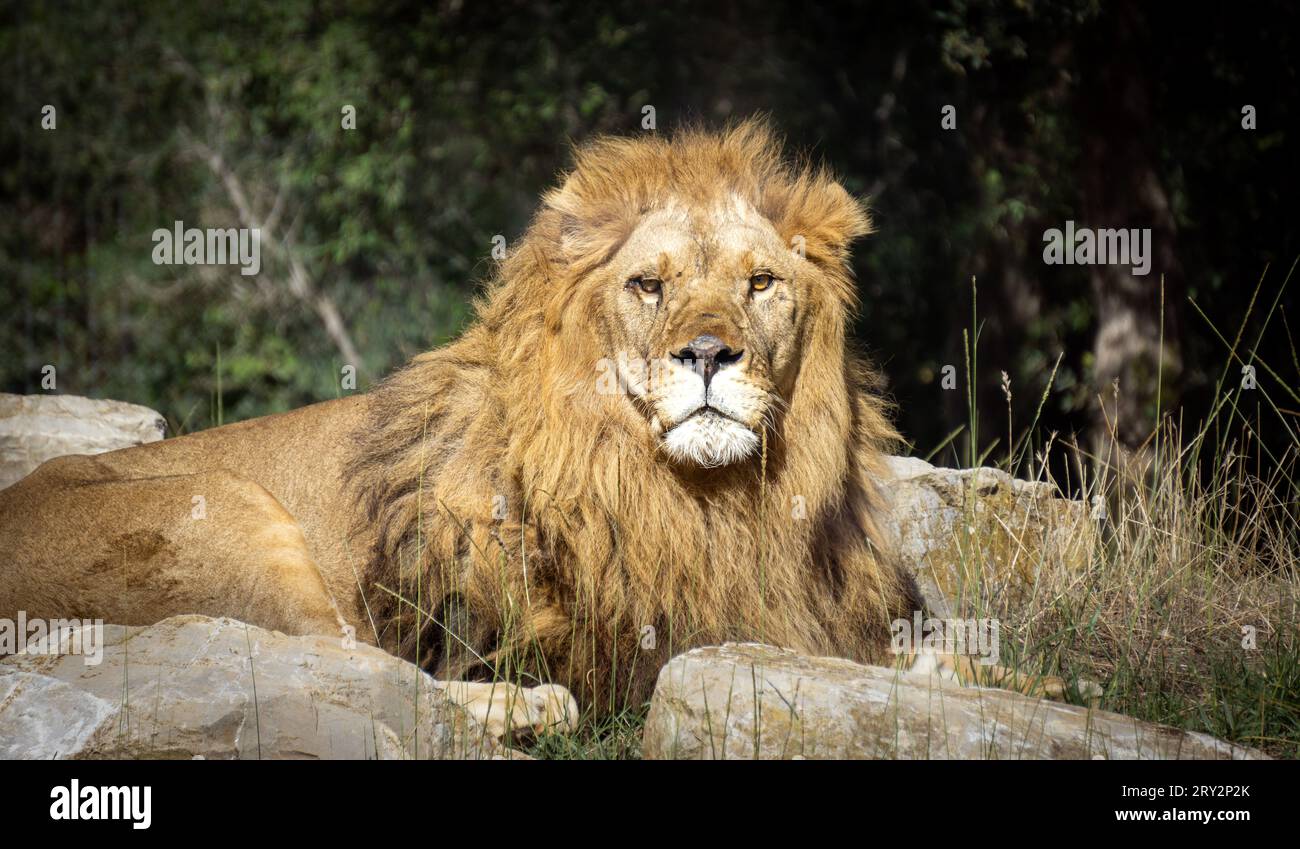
<box><xmin>924</xmin><ymin>269</ymin><xmax>1300</xmax><ymax>758</ymax></box>
<box><xmin>951</xmin><ymin>426</ymin><xmax>1300</xmax><ymax>758</ymax></box>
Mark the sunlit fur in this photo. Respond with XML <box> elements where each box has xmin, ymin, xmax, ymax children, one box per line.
<box><xmin>345</xmin><ymin>119</ymin><xmax>924</xmax><ymax>711</ymax></box>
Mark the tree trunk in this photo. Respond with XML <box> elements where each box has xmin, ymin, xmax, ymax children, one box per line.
<box><xmin>1077</xmin><ymin>0</ymin><xmax>1183</xmax><ymax>472</ymax></box>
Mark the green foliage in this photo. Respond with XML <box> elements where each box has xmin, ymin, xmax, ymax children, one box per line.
<box><xmin>2</xmin><ymin>0</ymin><xmax>1296</xmax><ymax>454</ymax></box>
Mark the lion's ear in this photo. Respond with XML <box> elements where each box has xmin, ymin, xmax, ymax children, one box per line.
<box><xmin>543</xmin><ymin>184</ymin><xmax>638</xmax><ymax>270</ymax></box>
<box><xmin>533</xmin><ymin>190</ymin><xmax>631</xmax><ymax>334</ymax></box>
<box><xmin>769</xmin><ymin>175</ymin><xmax>872</xmax><ymax>269</ymax></box>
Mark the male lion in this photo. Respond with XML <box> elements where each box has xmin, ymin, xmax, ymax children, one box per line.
<box><xmin>1</xmin><ymin>121</ymin><xmax>1058</xmax><ymax>735</ymax></box>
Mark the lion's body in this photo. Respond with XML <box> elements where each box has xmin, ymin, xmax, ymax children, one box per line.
<box><xmin>347</xmin><ymin>327</ymin><xmax>922</xmax><ymax>708</ymax></box>
<box><xmin>1</xmin><ymin>121</ymin><xmax>936</xmax><ymax>715</ymax></box>
<box><xmin>0</xmin><ymin>398</ymin><xmax>370</xmax><ymax>635</ymax></box>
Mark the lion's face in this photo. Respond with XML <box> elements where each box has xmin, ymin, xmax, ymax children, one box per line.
<box><xmin>599</xmin><ymin>196</ymin><xmax>803</xmax><ymax>468</ymax></box>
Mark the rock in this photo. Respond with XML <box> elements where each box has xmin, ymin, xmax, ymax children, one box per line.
<box><xmin>0</xmin><ymin>615</ymin><xmax>509</xmax><ymax>759</ymax></box>
<box><xmin>878</xmin><ymin>455</ymin><xmax>1095</xmax><ymax>616</ymax></box>
<box><xmin>643</xmin><ymin>643</ymin><xmax>1265</xmax><ymax>760</ymax></box>
<box><xmin>0</xmin><ymin>393</ymin><xmax>167</xmax><ymax>490</ymax></box>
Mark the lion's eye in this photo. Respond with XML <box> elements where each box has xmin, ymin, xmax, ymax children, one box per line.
<box><xmin>632</xmin><ymin>276</ymin><xmax>662</xmax><ymax>295</ymax></box>
<box><xmin>749</xmin><ymin>272</ymin><xmax>775</xmax><ymax>293</ymax></box>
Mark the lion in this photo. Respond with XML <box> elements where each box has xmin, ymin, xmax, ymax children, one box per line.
<box><xmin>0</xmin><ymin>120</ymin><xmax>1067</xmax><ymax>739</ymax></box>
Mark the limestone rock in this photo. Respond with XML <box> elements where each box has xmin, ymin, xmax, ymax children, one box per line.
<box><xmin>878</xmin><ymin>455</ymin><xmax>1096</xmax><ymax>616</ymax></box>
<box><xmin>643</xmin><ymin>643</ymin><xmax>1265</xmax><ymax>760</ymax></box>
<box><xmin>0</xmin><ymin>393</ymin><xmax>166</xmax><ymax>490</ymax></box>
<box><xmin>0</xmin><ymin>615</ymin><xmax>507</xmax><ymax>759</ymax></box>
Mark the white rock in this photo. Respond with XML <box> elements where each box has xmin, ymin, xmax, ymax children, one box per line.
<box><xmin>0</xmin><ymin>393</ymin><xmax>166</xmax><ymax>490</ymax></box>
<box><xmin>0</xmin><ymin>615</ymin><xmax>505</xmax><ymax>759</ymax></box>
<box><xmin>643</xmin><ymin>643</ymin><xmax>1265</xmax><ymax>760</ymax></box>
<box><xmin>878</xmin><ymin>455</ymin><xmax>1095</xmax><ymax>615</ymax></box>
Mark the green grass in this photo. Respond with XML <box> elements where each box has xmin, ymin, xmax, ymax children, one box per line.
<box><xmin>525</xmin><ymin>705</ymin><xmax>648</xmax><ymax>760</ymax></box>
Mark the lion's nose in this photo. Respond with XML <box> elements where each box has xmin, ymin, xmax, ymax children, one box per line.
<box><xmin>672</xmin><ymin>334</ymin><xmax>744</xmax><ymax>387</ymax></box>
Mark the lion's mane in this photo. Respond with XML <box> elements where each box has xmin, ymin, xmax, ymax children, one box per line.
<box><xmin>345</xmin><ymin>120</ymin><xmax>923</xmax><ymax>709</ymax></box>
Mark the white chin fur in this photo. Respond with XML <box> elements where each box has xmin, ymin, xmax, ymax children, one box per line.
<box><xmin>662</xmin><ymin>413</ymin><xmax>759</xmax><ymax>467</ymax></box>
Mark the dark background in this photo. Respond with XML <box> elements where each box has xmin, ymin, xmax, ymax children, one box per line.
<box><xmin>3</xmin><ymin>0</ymin><xmax>1296</xmax><ymax>473</ymax></box>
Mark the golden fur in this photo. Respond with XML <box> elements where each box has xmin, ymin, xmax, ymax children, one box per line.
<box><xmin>345</xmin><ymin>120</ymin><xmax>925</xmax><ymax>708</ymax></box>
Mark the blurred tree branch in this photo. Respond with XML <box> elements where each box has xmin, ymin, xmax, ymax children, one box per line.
<box><xmin>180</xmin><ymin>128</ymin><xmax>363</xmax><ymax>373</ymax></box>
<box><xmin>166</xmin><ymin>45</ymin><xmax>363</xmax><ymax>373</ymax></box>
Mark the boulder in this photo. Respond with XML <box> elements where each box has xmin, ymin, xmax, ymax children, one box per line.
<box><xmin>877</xmin><ymin>455</ymin><xmax>1096</xmax><ymax>616</ymax></box>
<box><xmin>642</xmin><ymin>643</ymin><xmax>1265</xmax><ymax>760</ymax></box>
<box><xmin>0</xmin><ymin>615</ymin><xmax>512</xmax><ymax>759</ymax></box>
<box><xmin>0</xmin><ymin>393</ymin><xmax>166</xmax><ymax>490</ymax></box>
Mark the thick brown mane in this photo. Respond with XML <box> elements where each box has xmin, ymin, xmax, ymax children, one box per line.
<box><xmin>344</xmin><ymin>120</ymin><xmax>923</xmax><ymax>709</ymax></box>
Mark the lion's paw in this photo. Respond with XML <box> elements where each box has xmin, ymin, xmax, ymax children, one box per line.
<box><xmin>442</xmin><ymin>680</ymin><xmax>580</xmax><ymax>742</ymax></box>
